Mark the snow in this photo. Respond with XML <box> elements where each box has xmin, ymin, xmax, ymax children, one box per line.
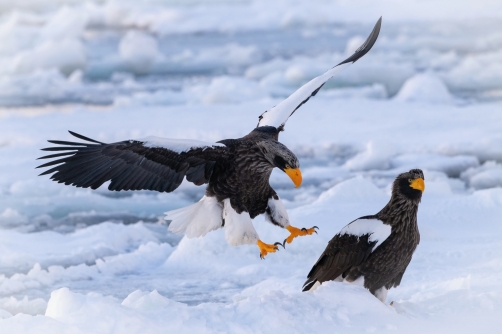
<box><xmin>395</xmin><ymin>73</ymin><xmax>453</xmax><ymax>104</ymax></box>
<box><xmin>461</xmin><ymin>161</ymin><xmax>502</xmax><ymax>190</ymax></box>
<box><xmin>0</xmin><ymin>0</ymin><xmax>501</xmax><ymax>332</ymax></box>
<box><xmin>119</xmin><ymin>31</ymin><xmax>160</xmax><ymax>75</ymax></box>
<box><xmin>11</xmin><ymin>39</ymin><xmax>87</xmax><ymax>75</ymax></box>
<box><xmin>339</xmin><ymin>218</ymin><xmax>392</xmax><ymax>250</ymax></box>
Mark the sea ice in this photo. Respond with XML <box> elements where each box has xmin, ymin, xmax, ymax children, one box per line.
<box><xmin>0</xmin><ymin>1</ymin><xmax>501</xmax><ymax>332</ymax></box>
<box><xmin>395</xmin><ymin>73</ymin><xmax>453</xmax><ymax>104</ymax></box>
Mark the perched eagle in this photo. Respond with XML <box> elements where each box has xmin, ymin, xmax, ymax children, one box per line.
<box><xmin>37</xmin><ymin>18</ymin><xmax>382</xmax><ymax>258</ymax></box>
<box><xmin>303</xmin><ymin>169</ymin><xmax>424</xmax><ymax>302</ymax></box>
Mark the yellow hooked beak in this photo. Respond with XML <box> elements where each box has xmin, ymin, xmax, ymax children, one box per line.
<box><xmin>410</xmin><ymin>178</ymin><xmax>425</xmax><ymax>193</ymax></box>
<box><xmin>285</xmin><ymin>167</ymin><xmax>302</xmax><ymax>188</ymax></box>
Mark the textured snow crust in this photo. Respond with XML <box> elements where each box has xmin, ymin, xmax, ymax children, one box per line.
<box><xmin>2</xmin><ymin>97</ymin><xmax>502</xmax><ymax>331</ymax></box>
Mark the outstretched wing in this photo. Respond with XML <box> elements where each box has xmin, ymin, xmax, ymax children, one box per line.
<box><xmin>37</xmin><ymin>131</ymin><xmax>228</xmax><ymax>192</ymax></box>
<box><xmin>303</xmin><ymin>216</ymin><xmax>391</xmax><ymax>291</ymax></box>
<box><xmin>258</xmin><ymin>17</ymin><xmax>382</xmax><ymax>131</ymax></box>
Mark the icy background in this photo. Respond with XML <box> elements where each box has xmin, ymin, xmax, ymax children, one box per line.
<box><xmin>0</xmin><ymin>0</ymin><xmax>502</xmax><ymax>332</ymax></box>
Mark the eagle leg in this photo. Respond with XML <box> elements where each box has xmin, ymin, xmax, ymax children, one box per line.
<box><xmin>257</xmin><ymin>239</ymin><xmax>280</xmax><ymax>259</ymax></box>
<box><xmin>283</xmin><ymin>225</ymin><xmax>318</xmax><ymax>246</ymax></box>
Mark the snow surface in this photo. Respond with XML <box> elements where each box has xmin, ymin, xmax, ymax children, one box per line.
<box><xmin>0</xmin><ymin>0</ymin><xmax>502</xmax><ymax>333</ymax></box>
<box><xmin>395</xmin><ymin>73</ymin><xmax>453</xmax><ymax>104</ymax></box>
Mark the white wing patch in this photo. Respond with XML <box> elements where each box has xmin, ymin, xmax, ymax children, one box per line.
<box><xmin>266</xmin><ymin>196</ymin><xmax>289</xmax><ymax>227</ymax></box>
<box><xmin>223</xmin><ymin>198</ymin><xmax>259</xmax><ymax>246</ymax></box>
<box><xmin>339</xmin><ymin>218</ymin><xmax>391</xmax><ymax>251</ymax></box>
<box><xmin>257</xmin><ymin>17</ymin><xmax>381</xmax><ymax>130</ymax></box>
<box><xmin>166</xmin><ymin>196</ymin><xmax>223</xmax><ymax>238</ymax></box>
<box><xmin>257</xmin><ymin>63</ymin><xmax>351</xmax><ymax>129</ymax></box>
<box><xmin>140</xmin><ymin>136</ymin><xmax>225</xmax><ymax>153</ymax></box>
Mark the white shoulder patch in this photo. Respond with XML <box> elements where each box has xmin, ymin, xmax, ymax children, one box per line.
<box><xmin>266</xmin><ymin>196</ymin><xmax>289</xmax><ymax>227</ymax></box>
<box><xmin>165</xmin><ymin>196</ymin><xmax>223</xmax><ymax>238</ymax></box>
<box><xmin>140</xmin><ymin>136</ymin><xmax>225</xmax><ymax>153</ymax></box>
<box><xmin>339</xmin><ymin>218</ymin><xmax>391</xmax><ymax>250</ymax></box>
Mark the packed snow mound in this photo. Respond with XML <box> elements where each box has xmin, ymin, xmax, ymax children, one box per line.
<box><xmin>315</xmin><ymin>176</ymin><xmax>386</xmax><ymax>203</ymax></box>
<box><xmin>0</xmin><ymin>222</ymin><xmax>160</xmax><ymax>274</ymax></box>
<box><xmin>391</xmin><ymin>153</ymin><xmax>479</xmax><ymax>178</ymax></box>
<box><xmin>344</xmin><ymin>141</ymin><xmax>395</xmax><ymax>171</ymax></box>
<box><xmin>461</xmin><ymin>161</ymin><xmax>502</xmax><ymax>189</ymax></box>
<box><xmin>319</xmin><ymin>84</ymin><xmax>388</xmax><ymax>100</ymax></box>
<box><xmin>395</xmin><ymin>73</ymin><xmax>453</xmax><ymax>104</ymax></box>
<box><xmin>11</xmin><ymin>39</ymin><xmax>86</xmax><ymax>75</ymax></box>
<box><xmin>0</xmin><ymin>285</ymin><xmax>396</xmax><ymax>333</ymax></box>
<box><xmin>188</xmin><ymin>76</ymin><xmax>267</xmax><ymax>104</ymax></box>
<box><xmin>119</xmin><ymin>31</ymin><xmax>160</xmax><ymax>74</ymax></box>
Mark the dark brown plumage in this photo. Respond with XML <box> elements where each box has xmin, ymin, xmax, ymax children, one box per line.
<box><xmin>303</xmin><ymin>169</ymin><xmax>424</xmax><ymax>302</ymax></box>
<box><xmin>37</xmin><ymin>127</ymin><xmax>313</xmax><ymax>257</ymax></box>
<box><xmin>37</xmin><ymin>127</ymin><xmax>297</xmax><ymax>218</ymax></box>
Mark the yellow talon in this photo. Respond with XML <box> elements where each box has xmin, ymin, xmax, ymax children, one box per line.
<box><xmin>257</xmin><ymin>239</ymin><xmax>280</xmax><ymax>259</ymax></box>
<box><xmin>284</xmin><ymin>225</ymin><xmax>318</xmax><ymax>245</ymax></box>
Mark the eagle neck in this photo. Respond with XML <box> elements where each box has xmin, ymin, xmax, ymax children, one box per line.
<box><xmin>376</xmin><ymin>194</ymin><xmax>419</xmax><ymax>227</ymax></box>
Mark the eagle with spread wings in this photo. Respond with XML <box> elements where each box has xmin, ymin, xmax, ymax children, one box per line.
<box><xmin>37</xmin><ymin>18</ymin><xmax>382</xmax><ymax>258</ymax></box>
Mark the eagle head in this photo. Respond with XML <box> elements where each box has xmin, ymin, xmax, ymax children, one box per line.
<box><xmin>256</xmin><ymin>141</ymin><xmax>302</xmax><ymax>188</ymax></box>
<box><xmin>394</xmin><ymin>168</ymin><xmax>425</xmax><ymax>202</ymax></box>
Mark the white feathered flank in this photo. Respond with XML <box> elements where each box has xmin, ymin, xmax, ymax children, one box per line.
<box><xmin>266</xmin><ymin>196</ymin><xmax>290</xmax><ymax>227</ymax></box>
<box><xmin>223</xmin><ymin>198</ymin><xmax>259</xmax><ymax>246</ymax></box>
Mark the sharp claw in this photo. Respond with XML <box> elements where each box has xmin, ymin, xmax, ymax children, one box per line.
<box><xmin>314</xmin><ymin>230</ymin><xmax>318</xmax><ymax>234</ymax></box>
<box><xmin>274</xmin><ymin>242</ymin><xmax>285</xmax><ymax>249</ymax></box>
<box><xmin>283</xmin><ymin>239</ymin><xmax>287</xmax><ymax>248</ymax></box>
<box><xmin>301</xmin><ymin>228</ymin><xmax>307</xmax><ymax>232</ymax></box>
<box><xmin>313</xmin><ymin>226</ymin><xmax>319</xmax><ymax>230</ymax></box>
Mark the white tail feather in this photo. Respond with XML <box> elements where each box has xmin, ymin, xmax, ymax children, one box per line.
<box><xmin>165</xmin><ymin>196</ymin><xmax>223</xmax><ymax>238</ymax></box>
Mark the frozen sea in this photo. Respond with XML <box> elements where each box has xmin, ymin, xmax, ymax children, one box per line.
<box><xmin>0</xmin><ymin>0</ymin><xmax>502</xmax><ymax>333</ymax></box>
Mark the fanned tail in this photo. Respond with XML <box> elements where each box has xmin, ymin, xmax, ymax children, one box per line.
<box><xmin>165</xmin><ymin>196</ymin><xmax>223</xmax><ymax>238</ymax></box>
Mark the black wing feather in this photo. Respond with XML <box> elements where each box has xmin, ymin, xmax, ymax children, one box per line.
<box><xmin>303</xmin><ymin>233</ymin><xmax>377</xmax><ymax>291</ymax></box>
<box><xmin>337</xmin><ymin>16</ymin><xmax>382</xmax><ymax>65</ymax></box>
<box><xmin>37</xmin><ymin>131</ymin><xmax>228</xmax><ymax>192</ymax></box>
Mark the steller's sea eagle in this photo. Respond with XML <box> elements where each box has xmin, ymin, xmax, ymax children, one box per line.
<box><xmin>37</xmin><ymin>18</ymin><xmax>382</xmax><ymax>258</ymax></box>
<box><xmin>303</xmin><ymin>169</ymin><xmax>424</xmax><ymax>302</ymax></box>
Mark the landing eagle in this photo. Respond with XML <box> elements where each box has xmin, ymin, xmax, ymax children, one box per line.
<box><xmin>37</xmin><ymin>18</ymin><xmax>382</xmax><ymax>258</ymax></box>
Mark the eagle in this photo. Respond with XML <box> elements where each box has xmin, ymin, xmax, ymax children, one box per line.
<box><xmin>37</xmin><ymin>18</ymin><xmax>382</xmax><ymax>258</ymax></box>
<box><xmin>302</xmin><ymin>169</ymin><xmax>424</xmax><ymax>302</ymax></box>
